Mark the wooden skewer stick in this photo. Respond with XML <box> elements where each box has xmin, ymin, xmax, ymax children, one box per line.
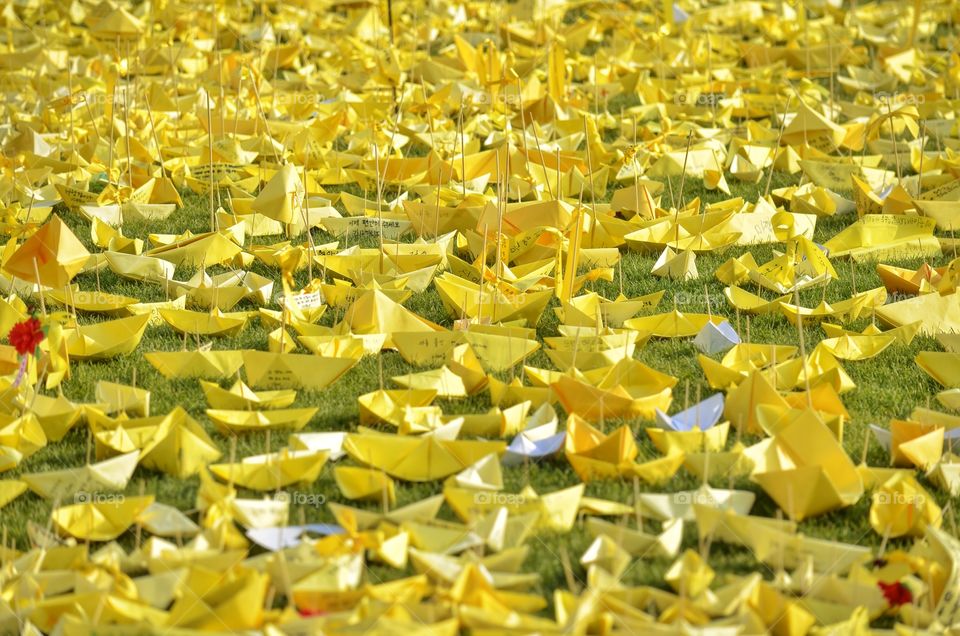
<box><xmin>764</xmin><ymin>96</ymin><xmax>791</xmax><ymax>198</ymax></box>
<box><xmin>207</xmin><ymin>96</ymin><xmax>216</xmax><ymax>232</ymax></box>
<box><xmin>458</xmin><ymin>99</ymin><xmax>466</xmax><ymax>198</ymax></box>
<box><xmin>887</xmin><ymin>97</ymin><xmax>902</xmax><ymax>183</ymax></box>
<box><xmin>560</xmin><ymin>547</ymin><xmax>579</xmax><ymax>594</ymax></box>
<box><xmin>793</xmin><ymin>288</ymin><xmax>812</xmax><ymax>407</ymax></box>
<box><xmin>32</xmin><ymin>258</ymin><xmax>46</xmax><ymax>316</ymax></box>
<box><xmin>633</xmin><ymin>476</ymin><xmax>644</xmax><ymax>532</ymax></box>
<box><xmin>917</xmin><ymin>120</ymin><xmax>926</xmax><ymax>198</ymax></box>
<box><xmin>529</xmin><ymin>116</ymin><xmax>553</xmax><ymax>200</ymax></box>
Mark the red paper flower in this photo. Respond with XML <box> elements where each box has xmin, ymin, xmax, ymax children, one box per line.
<box><xmin>8</xmin><ymin>317</ymin><xmax>44</xmax><ymax>356</ymax></box>
<box><xmin>878</xmin><ymin>581</ymin><xmax>913</xmax><ymax>607</ymax></box>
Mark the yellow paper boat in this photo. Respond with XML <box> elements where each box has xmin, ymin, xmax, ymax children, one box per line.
<box><xmin>145</xmin><ymin>226</ymin><xmax>244</xmax><ymax>268</ymax></box>
<box><xmin>5</xmin><ymin>215</ymin><xmax>89</xmax><ymax>288</ymax></box>
<box><xmin>334</xmin><ymin>465</ymin><xmax>396</xmax><ymax>504</ymax></box>
<box><xmin>552</xmin><ymin>359</ymin><xmax>676</xmax><ymax>422</ymax></box>
<box><xmin>824</xmin><ymin>213</ymin><xmax>940</xmax><ymax>261</ymax></box>
<box><xmin>51</xmin><ymin>495</ymin><xmax>154</xmax><ymax>541</ymax></box>
<box><xmin>392</xmin><ymin>365</ymin><xmax>474</xmax><ymax>398</ymax></box>
<box><xmin>358</xmin><ymin>389</ymin><xmax>439</xmax><ymax>427</ymax></box>
<box><xmin>877</xmin><ymin>261</ymin><xmax>947</xmax><ymax>295</ymax></box>
<box><xmin>339</xmin><ymin>289</ymin><xmax>442</xmax><ymax>346</ymax></box>
<box><xmin>434</xmin><ymin>272</ymin><xmax>553</xmax><ymax>325</ymax></box>
<box><xmin>91</xmin><ymin>407</ymin><xmax>221</xmax><ymax>478</ymax></box>
<box><xmin>0</xmin><ymin>412</ymin><xmax>47</xmax><ymax>462</ymax></box>
<box><xmin>444</xmin><ymin>483</ymin><xmax>585</xmax><ymax>531</ymax></box>
<box><xmin>206</xmin><ymin>408</ymin><xmax>318</xmax><ymax>434</ymax></box>
<box><xmin>22</xmin><ymin>451</ymin><xmax>140</xmax><ymax>500</ymax></box>
<box><xmin>558</xmin><ymin>290</ymin><xmax>664</xmax><ymax>327</ymax></box>
<box><xmin>821</xmin><ymin>319</ymin><xmax>921</xmax><ymax>345</ymax></box>
<box><xmin>462</xmin><ymin>328</ymin><xmax>541</xmax><ymax>372</ymax></box>
<box><xmin>814</xmin><ymin>334</ymin><xmax>895</xmax><ymax>360</ymax></box>
<box><xmin>329</xmin><ymin>495</ymin><xmax>444</xmax><ymax>531</ymax></box>
<box><xmin>646</xmin><ymin>422</ymin><xmax>730</xmax><ymax>455</ymax></box>
<box><xmin>870</xmin><ymin>471</ymin><xmax>941</xmax><ymax>538</ymax></box>
<box><xmin>697</xmin><ymin>505</ymin><xmax>872</xmax><ymax>582</ymax></box>
<box><xmin>585</xmin><ymin>517</ymin><xmax>684</xmax><ymax>559</ymax></box>
<box><xmin>876</xmin><ymin>290</ymin><xmax>960</xmax><ymax>336</ymax></box>
<box><xmin>145</xmin><ymin>350</ymin><xmax>245</xmax><ymax>380</ymax></box>
<box><xmin>210</xmin><ymin>448</ymin><xmax>329</xmax><ymax>491</ymax></box>
<box><xmin>66</xmin><ymin>313</ymin><xmax>150</xmax><ymax>359</ymax></box>
<box><xmin>25</xmin><ymin>393</ymin><xmax>84</xmax><ymax>441</ymax></box>
<box><xmin>47</xmin><ymin>287</ymin><xmax>139</xmax><ymax>315</ymax></box>
<box><xmin>564</xmin><ymin>414</ymin><xmax>639</xmax><ymax>481</ymax></box>
<box><xmin>778</xmin><ymin>287</ymin><xmax>885</xmax><ymax>326</ymax></box>
<box><xmin>298</xmin><ymin>334</ymin><xmax>370</xmax><ymax>359</ymax></box>
<box><xmin>392</xmin><ymin>330</ymin><xmax>467</xmax><ymax>366</ymax></box>
<box><xmin>723</xmin><ymin>286</ymin><xmax>791</xmax><ymax>314</ymax></box>
<box><xmin>624</xmin><ymin>309</ymin><xmax>724</xmax><ymax>338</ymax></box>
<box><xmin>200</xmin><ymin>379</ymin><xmax>297</xmax><ymax>409</ymax></box>
<box><xmin>242</xmin><ymin>351</ymin><xmax>359</xmax><ymax>390</ymax></box>
<box><xmin>104</xmin><ymin>251</ymin><xmax>176</xmax><ymax>285</ymax></box>
<box><xmin>544</xmin><ymin>330</ymin><xmax>644</xmax><ymax>371</ymax></box>
<box><xmin>938</xmin><ymin>389</ymin><xmax>960</xmax><ymax>412</ymax></box>
<box><xmin>916</xmin><ymin>352</ymin><xmax>960</xmax><ymax>388</ymax></box>
<box><xmin>96</xmin><ymin>380</ymin><xmax>150</xmax><ymax>416</ymax></box>
<box><xmin>345</xmin><ymin>429</ymin><xmax>505</xmax><ymax>481</ymax></box>
<box><xmin>750</xmin><ymin>410</ymin><xmax>863</xmax><ymax>521</ymax></box>
<box><xmin>160</xmin><ymin>307</ymin><xmax>249</xmax><ymax>337</ymax></box>
<box><xmin>651</xmin><ymin>246</ymin><xmax>698</xmax><ymax>280</ymax></box>
<box><xmin>624</xmin><ymin>209</ymin><xmax>741</xmax><ymax>253</ymax></box>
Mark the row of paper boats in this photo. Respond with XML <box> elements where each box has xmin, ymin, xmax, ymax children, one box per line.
<box><xmin>5</xmin><ymin>389</ymin><xmax>960</xmax><ymax>633</ymax></box>
<box><xmin>9</xmin><ymin>494</ymin><xmax>957</xmax><ymax>634</ymax></box>
<box><xmin>11</xmin><ymin>359</ymin><xmax>960</xmax><ymax>527</ymax></box>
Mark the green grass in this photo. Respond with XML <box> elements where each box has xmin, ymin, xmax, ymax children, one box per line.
<box><xmin>3</xmin><ymin>170</ymin><xmax>954</xmax><ymax>615</ymax></box>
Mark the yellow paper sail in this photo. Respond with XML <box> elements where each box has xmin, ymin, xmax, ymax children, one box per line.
<box><xmin>4</xmin><ymin>215</ymin><xmax>90</xmax><ymax>288</ymax></box>
<box><xmin>750</xmin><ymin>410</ymin><xmax>863</xmax><ymax>521</ymax></box>
<box><xmin>250</xmin><ymin>164</ymin><xmax>305</xmax><ymax>224</ymax></box>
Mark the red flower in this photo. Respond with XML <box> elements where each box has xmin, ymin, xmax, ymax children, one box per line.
<box><xmin>8</xmin><ymin>317</ymin><xmax>44</xmax><ymax>356</ymax></box>
<box><xmin>878</xmin><ymin>581</ymin><xmax>913</xmax><ymax>607</ymax></box>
